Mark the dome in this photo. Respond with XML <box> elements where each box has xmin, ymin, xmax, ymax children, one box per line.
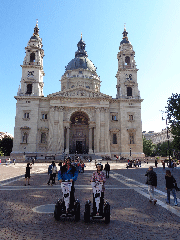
<box><xmin>66</xmin><ymin>56</ymin><xmax>96</xmax><ymax>71</ymax></box>
<box><xmin>65</xmin><ymin>36</ymin><xmax>97</xmax><ymax>72</ymax></box>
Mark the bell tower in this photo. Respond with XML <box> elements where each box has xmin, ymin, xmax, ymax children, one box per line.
<box><xmin>116</xmin><ymin>27</ymin><xmax>140</xmax><ymax>99</ymax></box>
<box><xmin>17</xmin><ymin>21</ymin><xmax>45</xmax><ymax>97</ymax></box>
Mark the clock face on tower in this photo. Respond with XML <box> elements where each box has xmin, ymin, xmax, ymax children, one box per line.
<box><xmin>27</xmin><ymin>71</ymin><xmax>34</xmax><ymax>77</ymax></box>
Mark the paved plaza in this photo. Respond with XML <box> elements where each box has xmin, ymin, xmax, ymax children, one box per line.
<box><xmin>1</xmin><ymin>161</ymin><xmax>180</xmax><ymax>239</ymax></box>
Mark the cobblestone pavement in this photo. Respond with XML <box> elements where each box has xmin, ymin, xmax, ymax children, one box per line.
<box><xmin>1</xmin><ymin>162</ymin><xmax>180</xmax><ymax>239</ymax></box>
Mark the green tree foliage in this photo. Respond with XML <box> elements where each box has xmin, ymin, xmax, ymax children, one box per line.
<box><xmin>0</xmin><ymin>137</ymin><xmax>13</xmax><ymax>156</ymax></box>
<box><xmin>154</xmin><ymin>141</ymin><xmax>173</xmax><ymax>157</ymax></box>
<box><xmin>166</xmin><ymin>93</ymin><xmax>180</xmax><ymax>151</ymax></box>
<box><xmin>143</xmin><ymin>137</ymin><xmax>155</xmax><ymax>157</ymax></box>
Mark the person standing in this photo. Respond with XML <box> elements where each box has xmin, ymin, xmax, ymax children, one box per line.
<box><xmin>165</xmin><ymin>170</ymin><xmax>178</xmax><ymax>206</ymax></box>
<box><xmin>47</xmin><ymin>161</ymin><xmax>54</xmax><ymax>185</ymax></box>
<box><xmin>91</xmin><ymin>163</ymin><xmax>106</xmax><ymax>215</ymax></box>
<box><xmin>155</xmin><ymin>159</ymin><xmax>158</xmax><ymax>168</ymax></box>
<box><xmin>145</xmin><ymin>166</ymin><xmax>157</xmax><ymax>205</ymax></box>
<box><xmin>25</xmin><ymin>163</ymin><xmax>32</xmax><ymax>186</ymax></box>
<box><xmin>52</xmin><ymin>162</ymin><xmax>57</xmax><ymax>185</ymax></box>
<box><xmin>58</xmin><ymin>157</ymin><xmax>78</xmax><ymax>209</ymax></box>
<box><xmin>104</xmin><ymin>162</ymin><xmax>110</xmax><ymax>178</ymax></box>
<box><xmin>162</xmin><ymin>161</ymin><xmax>165</xmax><ymax>169</ymax></box>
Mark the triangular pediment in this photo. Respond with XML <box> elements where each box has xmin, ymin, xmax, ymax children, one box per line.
<box><xmin>47</xmin><ymin>87</ymin><xmax>112</xmax><ymax>99</ymax></box>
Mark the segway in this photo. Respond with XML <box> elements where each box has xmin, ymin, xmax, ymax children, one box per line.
<box><xmin>84</xmin><ymin>181</ymin><xmax>110</xmax><ymax>224</ymax></box>
<box><xmin>54</xmin><ymin>181</ymin><xmax>80</xmax><ymax>221</ymax></box>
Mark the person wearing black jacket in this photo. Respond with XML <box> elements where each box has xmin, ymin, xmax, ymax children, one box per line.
<box><xmin>165</xmin><ymin>170</ymin><xmax>178</xmax><ymax>206</ymax></box>
<box><xmin>104</xmin><ymin>162</ymin><xmax>110</xmax><ymax>178</ymax></box>
<box><xmin>145</xmin><ymin>166</ymin><xmax>157</xmax><ymax>205</ymax></box>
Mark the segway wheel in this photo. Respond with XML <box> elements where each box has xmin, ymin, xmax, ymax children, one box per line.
<box><xmin>74</xmin><ymin>201</ymin><xmax>80</xmax><ymax>222</ymax></box>
<box><xmin>54</xmin><ymin>201</ymin><xmax>61</xmax><ymax>221</ymax></box>
<box><xmin>104</xmin><ymin>203</ymin><xmax>110</xmax><ymax>224</ymax></box>
<box><xmin>84</xmin><ymin>202</ymin><xmax>90</xmax><ymax>223</ymax></box>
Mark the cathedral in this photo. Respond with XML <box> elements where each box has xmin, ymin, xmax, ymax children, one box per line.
<box><xmin>12</xmin><ymin>22</ymin><xmax>144</xmax><ymax>159</ymax></box>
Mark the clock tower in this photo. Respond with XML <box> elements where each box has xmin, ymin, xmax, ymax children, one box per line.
<box><xmin>115</xmin><ymin>27</ymin><xmax>143</xmax><ymax>157</ymax></box>
<box><xmin>116</xmin><ymin>27</ymin><xmax>140</xmax><ymax>99</ymax></box>
<box><xmin>17</xmin><ymin>21</ymin><xmax>45</xmax><ymax>97</ymax></box>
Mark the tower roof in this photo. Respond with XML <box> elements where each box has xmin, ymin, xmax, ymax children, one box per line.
<box><xmin>65</xmin><ymin>36</ymin><xmax>96</xmax><ymax>71</ymax></box>
<box><xmin>120</xmin><ymin>27</ymin><xmax>130</xmax><ymax>45</ymax></box>
<box><xmin>30</xmin><ymin>20</ymin><xmax>40</xmax><ymax>40</ymax></box>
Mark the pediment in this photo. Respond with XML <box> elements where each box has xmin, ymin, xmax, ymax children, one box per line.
<box><xmin>48</xmin><ymin>88</ymin><xmax>112</xmax><ymax>99</ymax></box>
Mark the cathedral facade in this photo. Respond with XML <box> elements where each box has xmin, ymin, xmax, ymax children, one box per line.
<box><xmin>12</xmin><ymin>23</ymin><xmax>144</xmax><ymax>159</ymax></box>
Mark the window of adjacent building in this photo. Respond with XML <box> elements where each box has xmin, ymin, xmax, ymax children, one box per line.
<box><xmin>127</xmin><ymin>87</ymin><xmax>132</xmax><ymax>96</ymax></box>
<box><xmin>41</xmin><ymin>133</ymin><xmax>46</xmax><ymax>143</ymax></box>
<box><xmin>113</xmin><ymin>133</ymin><xmax>117</xmax><ymax>144</ymax></box>
<box><xmin>30</xmin><ymin>52</ymin><xmax>35</xmax><ymax>62</ymax></box>
<box><xmin>24</xmin><ymin>112</ymin><xmax>29</xmax><ymax>119</ymax></box>
<box><xmin>26</xmin><ymin>84</ymin><xmax>32</xmax><ymax>94</ymax></box>
<box><xmin>22</xmin><ymin>132</ymin><xmax>28</xmax><ymax>143</ymax></box>
<box><xmin>42</xmin><ymin>114</ymin><xmax>47</xmax><ymax>120</ymax></box>
<box><xmin>129</xmin><ymin>115</ymin><xmax>133</xmax><ymax>121</ymax></box>
<box><xmin>129</xmin><ymin>133</ymin><xmax>134</xmax><ymax>144</ymax></box>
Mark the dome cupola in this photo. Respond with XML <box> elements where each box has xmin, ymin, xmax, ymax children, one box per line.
<box><xmin>65</xmin><ymin>35</ymin><xmax>96</xmax><ymax>72</ymax></box>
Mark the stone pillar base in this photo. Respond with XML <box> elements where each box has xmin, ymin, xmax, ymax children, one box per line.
<box><xmin>65</xmin><ymin>149</ymin><xmax>69</xmax><ymax>154</ymax></box>
<box><xmin>89</xmin><ymin>149</ymin><xmax>93</xmax><ymax>154</ymax></box>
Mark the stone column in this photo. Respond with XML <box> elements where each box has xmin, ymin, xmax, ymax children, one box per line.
<box><xmin>95</xmin><ymin>107</ymin><xmax>100</xmax><ymax>153</ymax></box>
<box><xmin>48</xmin><ymin>107</ymin><xmax>54</xmax><ymax>152</ymax></box>
<box><xmin>89</xmin><ymin>127</ymin><xmax>93</xmax><ymax>154</ymax></box>
<box><xmin>57</xmin><ymin>107</ymin><xmax>64</xmax><ymax>153</ymax></box>
<box><xmin>105</xmin><ymin>108</ymin><xmax>110</xmax><ymax>153</ymax></box>
<box><xmin>65</xmin><ymin>126</ymin><xmax>70</xmax><ymax>154</ymax></box>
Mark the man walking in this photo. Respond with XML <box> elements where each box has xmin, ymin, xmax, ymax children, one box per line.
<box><xmin>104</xmin><ymin>162</ymin><xmax>110</xmax><ymax>178</ymax></box>
<box><xmin>145</xmin><ymin>166</ymin><xmax>157</xmax><ymax>205</ymax></box>
<box><xmin>47</xmin><ymin>161</ymin><xmax>54</xmax><ymax>185</ymax></box>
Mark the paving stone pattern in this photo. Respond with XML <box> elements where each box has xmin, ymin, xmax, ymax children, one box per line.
<box><xmin>0</xmin><ymin>162</ymin><xmax>180</xmax><ymax>239</ymax></box>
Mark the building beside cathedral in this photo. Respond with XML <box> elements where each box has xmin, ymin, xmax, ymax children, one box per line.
<box><xmin>12</xmin><ymin>23</ymin><xmax>144</xmax><ymax>159</ymax></box>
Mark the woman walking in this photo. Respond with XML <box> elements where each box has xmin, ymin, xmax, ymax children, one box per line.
<box><xmin>165</xmin><ymin>170</ymin><xmax>178</xmax><ymax>206</ymax></box>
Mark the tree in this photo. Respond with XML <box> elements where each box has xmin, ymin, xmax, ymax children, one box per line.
<box><xmin>154</xmin><ymin>141</ymin><xmax>173</xmax><ymax>157</ymax></box>
<box><xmin>0</xmin><ymin>137</ymin><xmax>13</xmax><ymax>156</ymax></box>
<box><xmin>166</xmin><ymin>93</ymin><xmax>180</xmax><ymax>151</ymax></box>
<box><xmin>143</xmin><ymin>137</ymin><xmax>155</xmax><ymax>157</ymax></box>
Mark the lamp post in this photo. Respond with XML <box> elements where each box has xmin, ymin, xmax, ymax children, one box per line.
<box><xmin>130</xmin><ymin>148</ymin><xmax>131</xmax><ymax>157</ymax></box>
<box><xmin>160</xmin><ymin>110</ymin><xmax>171</xmax><ymax>168</ymax></box>
<box><xmin>167</xmin><ymin>126</ymin><xmax>171</xmax><ymax>168</ymax></box>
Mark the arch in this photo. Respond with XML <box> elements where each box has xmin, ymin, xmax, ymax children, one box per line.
<box><xmin>127</xmin><ymin>87</ymin><xmax>132</xmax><ymax>96</ymax></box>
<box><xmin>125</xmin><ymin>56</ymin><xmax>130</xmax><ymax>65</ymax></box>
<box><xmin>30</xmin><ymin>52</ymin><xmax>35</xmax><ymax>62</ymax></box>
<box><xmin>70</xmin><ymin>111</ymin><xmax>89</xmax><ymax>125</ymax></box>
<box><xmin>69</xmin><ymin>111</ymin><xmax>89</xmax><ymax>154</ymax></box>
<box><xmin>26</xmin><ymin>84</ymin><xmax>32</xmax><ymax>94</ymax></box>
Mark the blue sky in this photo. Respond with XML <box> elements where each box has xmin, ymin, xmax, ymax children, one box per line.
<box><xmin>1</xmin><ymin>0</ymin><xmax>180</xmax><ymax>136</ymax></box>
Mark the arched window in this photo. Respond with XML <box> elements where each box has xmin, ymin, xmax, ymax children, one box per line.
<box><xmin>41</xmin><ymin>133</ymin><xmax>46</xmax><ymax>143</ymax></box>
<box><xmin>30</xmin><ymin>53</ymin><xmax>35</xmax><ymax>62</ymax></box>
<box><xmin>127</xmin><ymin>87</ymin><xmax>132</xmax><ymax>96</ymax></box>
<box><xmin>26</xmin><ymin>84</ymin><xmax>32</xmax><ymax>94</ymax></box>
<box><xmin>125</xmin><ymin>56</ymin><xmax>130</xmax><ymax>65</ymax></box>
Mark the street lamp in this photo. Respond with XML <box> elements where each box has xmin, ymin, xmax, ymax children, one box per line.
<box><xmin>130</xmin><ymin>148</ymin><xmax>131</xmax><ymax>157</ymax></box>
<box><xmin>160</xmin><ymin>110</ymin><xmax>171</xmax><ymax>168</ymax></box>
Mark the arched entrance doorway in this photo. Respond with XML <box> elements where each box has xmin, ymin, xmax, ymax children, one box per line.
<box><xmin>69</xmin><ymin>112</ymin><xmax>89</xmax><ymax>154</ymax></box>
